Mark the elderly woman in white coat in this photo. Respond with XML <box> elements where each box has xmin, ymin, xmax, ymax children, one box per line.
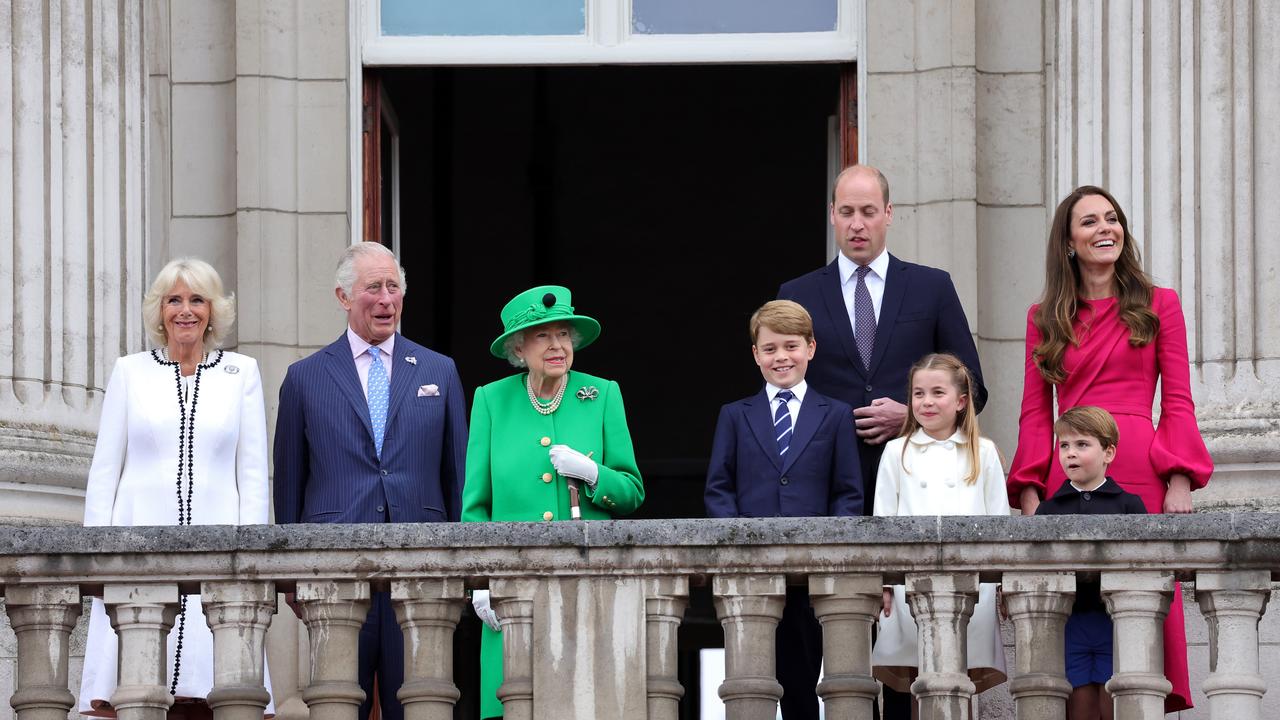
<box><xmin>80</xmin><ymin>258</ymin><xmax>271</xmax><ymax>718</ymax></box>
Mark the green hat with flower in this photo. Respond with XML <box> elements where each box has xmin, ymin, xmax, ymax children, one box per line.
<box><xmin>489</xmin><ymin>285</ymin><xmax>601</xmax><ymax>359</ymax></box>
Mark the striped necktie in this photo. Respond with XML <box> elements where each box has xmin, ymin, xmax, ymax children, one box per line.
<box><xmin>367</xmin><ymin>346</ymin><xmax>389</xmax><ymax>458</ymax></box>
<box><xmin>775</xmin><ymin>389</ymin><xmax>795</xmax><ymax>458</ymax></box>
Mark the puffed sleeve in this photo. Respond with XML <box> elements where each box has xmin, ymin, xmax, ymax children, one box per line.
<box><xmin>872</xmin><ymin>439</ymin><xmax>904</xmax><ymax>517</ymax></box>
<box><xmin>1148</xmin><ymin>288</ymin><xmax>1213</xmax><ymax>489</ymax></box>
<box><xmin>461</xmin><ymin>385</ymin><xmax>494</xmax><ymax>523</ymax></box>
<box><xmin>582</xmin><ymin>380</ymin><xmax>645</xmax><ymax>515</ymax></box>
<box><xmin>236</xmin><ymin>357</ymin><xmax>270</xmax><ymax>525</ymax></box>
<box><xmin>1006</xmin><ymin>305</ymin><xmax>1055</xmax><ymax>508</ymax></box>
<box><xmin>84</xmin><ymin>359</ymin><xmax>129</xmax><ymax>527</ymax></box>
<box><xmin>979</xmin><ymin>439</ymin><xmax>1011</xmax><ymax>516</ymax></box>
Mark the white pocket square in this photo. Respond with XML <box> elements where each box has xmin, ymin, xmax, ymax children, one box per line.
<box><xmin>418</xmin><ymin>384</ymin><xmax>440</xmax><ymax>397</ymax></box>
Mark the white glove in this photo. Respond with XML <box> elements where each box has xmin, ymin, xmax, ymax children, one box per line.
<box><xmin>472</xmin><ymin>590</ymin><xmax>501</xmax><ymax>632</ymax></box>
<box><xmin>549</xmin><ymin>444</ymin><xmax>599</xmax><ymax>487</ymax></box>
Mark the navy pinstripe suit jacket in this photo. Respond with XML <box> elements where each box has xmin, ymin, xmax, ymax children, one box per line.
<box><xmin>273</xmin><ymin>333</ymin><xmax>468</xmax><ymax>524</ymax></box>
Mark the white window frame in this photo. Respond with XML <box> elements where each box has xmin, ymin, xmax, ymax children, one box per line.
<box><xmin>359</xmin><ymin>0</ymin><xmax>861</xmax><ymax>65</ymax></box>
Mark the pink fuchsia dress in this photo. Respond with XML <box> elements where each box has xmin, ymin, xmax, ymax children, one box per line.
<box><xmin>1007</xmin><ymin>286</ymin><xmax>1213</xmax><ymax>713</ymax></box>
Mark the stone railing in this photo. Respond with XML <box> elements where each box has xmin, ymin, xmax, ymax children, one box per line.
<box><xmin>0</xmin><ymin>515</ymin><xmax>1275</xmax><ymax>720</ymax></box>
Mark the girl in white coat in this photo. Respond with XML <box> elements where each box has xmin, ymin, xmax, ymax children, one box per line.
<box><xmin>871</xmin><ymin>353</ymin><xmax>1009</xmax><ymax>704</ymax></box>
<box><xmin>80</xmin><ymin>258</ymin><xmax>271</xmax><ymax>718</ymax></box>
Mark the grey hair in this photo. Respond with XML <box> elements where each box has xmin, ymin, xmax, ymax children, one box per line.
<box><xmin>334</xmin><ymin>243</ymin><xmax>407</xmax><ymax>297</ymax></box>
<box><xmin>142</xmin><ymin>258</ymin><xmax>236</xmax><ymax>348</ymax></box>
<box><xmin>502</xmin><ymin>324</ymin><xmax>584</xmax><ymax>368</ymax></box>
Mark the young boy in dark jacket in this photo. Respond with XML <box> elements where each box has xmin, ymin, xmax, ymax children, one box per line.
<box><xmin>1035</xmin><ymin>406</ymin><xmax>1146</xmax><ymax>720</ymax></box>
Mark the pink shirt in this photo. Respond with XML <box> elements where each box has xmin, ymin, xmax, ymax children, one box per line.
<box><xmin>347</xmin><ymin>327</ymin><xmax>394</xmax><ymax>399</ymax></box>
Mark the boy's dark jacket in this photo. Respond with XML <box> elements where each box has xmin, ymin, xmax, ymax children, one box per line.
<box><xmin>1035</xmin><ymin>477</ymin><xmax>1146</xmax><ymax>611</ymax></box>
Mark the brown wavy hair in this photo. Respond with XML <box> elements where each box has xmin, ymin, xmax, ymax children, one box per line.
<box><xmin>898</xmin><ymin>353</ymin><xmax>983</xmax><ymax>486</ymax></box>
<box><xmin>1032</xmin><ymin>186</ymin><xmax>1158</xmax><ymax>384</ymax></box>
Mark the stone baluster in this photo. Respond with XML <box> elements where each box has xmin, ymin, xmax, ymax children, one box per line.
<box><xmin>104</xmin><ymin>583</ymin><xmax>180</xmax><ymax>720</ymax></box>
<box><xmin>389</xmin><ymin>578</ymin><xmax>467</xmax><ymax>720</ymax></box>
<box><xmin>297</xmin><ymin>580</ymin><xmax>371</xmax><ymax>720</ymax></box>
<box><xmin>711</xmin><ymin>574</ymin><xmax>786</xmax><ymax>720</ymax></box>
<box><xmin>808</xmin><ymin>573</ymin><xmax>882</xmax><ymax>720</ymax></box>
<box><xmin>1101</xmin><ymin>571</ymin><xmax>1173</xmax><ymax>718</ymax></box>
<box><xmin>201</xmin><ymin>581</ymin><xmax>276</xmax><ymax>720</ymax></box>
<box><xmin>642</xmin><ymin>576</ymin><xmax>690</xmax><ymax>720</ymax></box>
<box><xmin>905</xmin><ymin>572</ymin><xmax>979</xmax><ymax>719</ymax></box>
<box><xmin>1002</xmin><ymin>572</ymin><xmax>1075</xmax><ymax>720</ymax></box>
<box><xmin>6</xmin><ymin>585</ymin><xmax>82</xmax><ymax>720</ymax></box>
<box><xmin>491</xmin><ymin>577</ymin><xmax>539</xmax><ymax>720</ymax></box>
<box><xmin>1195</xmin><ymin>570</ymin><xmax>1271</xmax><ymax>719</ymax></box>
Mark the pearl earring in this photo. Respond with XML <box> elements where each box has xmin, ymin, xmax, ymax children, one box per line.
<box><xmin>1067</xmin><ymin>248</ymin><xmax>1076</xmax><ymax>259</ymax></box>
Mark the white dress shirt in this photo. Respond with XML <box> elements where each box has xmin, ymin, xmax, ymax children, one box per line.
<box><xmin>766</xmin><ymin>380</ymin><xmax>807</xmax><ymax>429</ymax></box>
<box><xmin>838</xmin><ymin>248</ymin><xmax>890</xmax><ymax>326</ymax></box>
<box><xmin>347</xmin><ymin>326</ymin><xmax>395</xmax><ymax>399</ymax></box>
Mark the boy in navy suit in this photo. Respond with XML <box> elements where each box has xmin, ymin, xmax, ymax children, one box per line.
<box><xmin>705</xmin><ymin>300</ymin><xmax>863</xmax><ymax>719</ymax></box>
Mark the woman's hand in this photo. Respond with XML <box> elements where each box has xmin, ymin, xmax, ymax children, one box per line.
<box><xmin>549</xmin><ymin>445</ymin><xmax>599</xmax><ymax>487</ymax></box>
<box><xmin>882</xmin><ymin>588</ymin><xmax>894</xmax><ymax>618</ymax></box>
<box><xmin>1019</xmin><ymin>486</ymin><xmax>1042</xmax><ymax>516</ymax></box>
<box><xmin>1164</xmin><ymin>473</ymin><xmax>1193</xmax><ymax>513</ymax></box>
<box><xmin>472</xmin><ymin>590</ymin><xmax>502</xmax><ymax>631</ymax></box>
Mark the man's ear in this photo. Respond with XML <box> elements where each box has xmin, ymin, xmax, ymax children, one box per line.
<box><xmin>335</xmin><ymin>286</ymin><xmax>351</xmax><ymax>310</ymax></box>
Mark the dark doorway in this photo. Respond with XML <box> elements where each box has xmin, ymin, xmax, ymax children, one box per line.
<box><xmin>383</xmin><ymin>63</ymin><xmax>838</xmax><ymax>520</ymax></box>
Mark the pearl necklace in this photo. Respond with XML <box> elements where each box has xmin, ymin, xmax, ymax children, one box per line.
<box><xmin>527</xmin><ymin>374</ymin><xmax>567</xmax><ymax>415</ymax></box>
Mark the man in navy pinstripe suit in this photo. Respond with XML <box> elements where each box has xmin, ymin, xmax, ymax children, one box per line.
<box><xmin>274</xmin><ymin>242</ymin><xmax>468</xmax><ymax>720</ymax></box>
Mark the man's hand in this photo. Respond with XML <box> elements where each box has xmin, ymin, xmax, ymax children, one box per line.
<box><xmin>1164</xmin><ymin>474</ymin><xmax>1193</xmax><ymax>514</ymax></box>
<box><xmin>882</xmin><ymin>587</ymin><xmax>894</xmax><ymax>618</ymax></box>
<box><xmin>854</xmin><ymin>398</ymin><xmax>907</xmax><ymax>445</ymax></box>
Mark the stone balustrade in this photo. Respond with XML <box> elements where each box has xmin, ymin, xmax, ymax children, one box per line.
<box><xmin>0</xmin><ymin>514</ymin><xmax>1276</xmax><ymax>720</ymax></box>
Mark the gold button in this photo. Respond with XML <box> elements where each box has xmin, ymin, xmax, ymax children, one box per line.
<box><xmin>542</xmin><ymin>472</ymin><xmax>553</xmax><ymax>483</ymax></box>
<box><xmin>540</xmin><ymin>436</ymin><xmax>551</xmax><ymax>447</ymax></box>
<box><xmin>542</xmin><ymin>511</ymin><xmax>553</xmax><ymax>521</ymax></box>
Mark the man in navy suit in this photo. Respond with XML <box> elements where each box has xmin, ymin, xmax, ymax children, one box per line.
<box><xmin>778</xmin><ymin>165</ymin><xmax>985</xmax><ymax>719</ymax></box>
<box><xmin>274</xmin><ymin>242</ymin><xmax>467</xmax><ymax>720</ymax></box>
<box><xmin>705</xmin><ymin>299</ymin><xmax>862</xmax><ymax>720</ymax></box>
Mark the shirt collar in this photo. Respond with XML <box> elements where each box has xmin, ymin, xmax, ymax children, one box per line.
<box><xmin>837</xmin><ymin>248</ymin><xmax>890</xmax><ymax>285</ymax></box>
<box><xmin>907</xmin><ymin>428</ymin><xmax>967</xmax><ymax>446</ymax></box>
<box><xmin>766</xmin><ymin>380</ymin><xmax>807</xmax><ymax>404</ymax></box>
<box><xmin>347</xmin><ymin>326</ymin><xmax>395</xmax><ymax>359</ymax></box>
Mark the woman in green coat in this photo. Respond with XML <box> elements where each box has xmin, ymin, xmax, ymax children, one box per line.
<box><xmin>462</xmin><ymin>285</ymin><xmax>644</xmax><ymax>719</ymax></box>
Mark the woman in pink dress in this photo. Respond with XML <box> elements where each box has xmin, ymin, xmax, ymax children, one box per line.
<box><xmin>1007</xmin><ymin>185</ymin><xmax>1213</xmax><ymax>713</ymax></box>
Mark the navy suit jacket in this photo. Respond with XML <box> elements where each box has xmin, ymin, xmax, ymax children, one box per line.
<box><xmin>778</xmin><ymin>254</ymin><xmax>986</xmax><ymax>499</ymax></box>
<box><xmin>704</xmin><ymin>388</ymin><xmax>863</xmax><ymax>518</ymax></box>
<box><xmin>273</xmin><ymin>333</ymin><xmax>468</xmax><ymax>525</ymax></box>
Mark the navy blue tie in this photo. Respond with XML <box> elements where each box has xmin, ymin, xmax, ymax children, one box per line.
<box><xmin>775</xmin><ymin>389</ymin><xmax>795</xmax><ymax>458</ymax></box>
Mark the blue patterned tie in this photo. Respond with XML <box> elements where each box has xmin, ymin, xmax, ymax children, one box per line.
<box><xmin>853</xmin><ymin>264</ymin><xmax>876</xmax><ymax>368</ymax></box>
<box><xmin>367</xmin><ymin>346</ymin><xmax>389</xmax><ymax>458</ymax></box>
<box><xmin>775</xmin><ymin>389</ymin><xmax>795</xmax><ymax>458</ymax></box>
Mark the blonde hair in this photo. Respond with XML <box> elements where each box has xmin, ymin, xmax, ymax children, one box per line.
<box><xmin>750</xmin><ymin>300</ymin><xmax>814</xmax><ymax>344</ymax></box>
<box><xmin>1054</xmin><ymin>406</ymin><xmax>1119</xmax><ymax>449</ymax></box>
<box><xmin>142</xmin><ymin>258</ymin><xmax>235</xmax><ymax>347</ymax></box>
<box><xmin>898</xmin><ymin>353</ymin><xmax>983</xmax><ymax>485</ymax></box>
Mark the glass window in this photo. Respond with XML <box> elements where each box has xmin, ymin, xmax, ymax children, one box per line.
<box><xmin>381</xmin><ymin>0</ymin><xmax>586</xmax><ymax>36</ymax></box>
<box><xmin>632</xmin><ymin>0</ymin><xmax>837</xmax><ymax>34</ymax></box>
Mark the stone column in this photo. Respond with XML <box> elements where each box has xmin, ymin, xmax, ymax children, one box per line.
<box><xmin>1101</xmin><ymin>571</ymin><xmax>1173</xmax><ymax>717</ymax></box>
<box><xmin>905</xmin><ymin>572</ymin><xmax>979</xmax><ymax>719</ymax></box>
<box><xmin>1049</xmin><ymin>0</ymin><xmax>1280</xmax><ymax>510</ymax></box>
<box><xmin>5</xmin><ymin>585</ymin><xmax>82</xmax><ymax>720</ymax></box>
<box><xmin>491</xmin><ymin>577</ymin><xmax>539</xmax><ymax>720</ymax></box>
<box><xmin>201</xmin><ymin>581</ymin><xmax>277</xmax><ymax>720</ymax></box>
<box><xmin>1002</xmin><ymin>572</ymin><xmax>1075</xmax><ymax>720</ymax></box>
<box><xmin>0</xmin><ymin>0</ymin><xmax>147</xmax><ymax>524</ymax></box>
<box><xmin>104</xmin><ymin>583</ymin><xmax>181</xmax><ymax>720</ymax></box>
<box><xmin>389</xmin><ymin>578</ymin><xmax>467</xmax><ymax>720</ymax></box>
<box><xmin>711</xmin><ymin>574</ymin><xmax>786</xmax><ymax>720</ymax></box>
<box><xmin>808</xmin><ymin>573</ymin><xmax>882</xmax><ymax>720</ymax></box>
<box><xmin>642</xmin><ymin>576</ymin><xmax>689</xmax><ymax>720</ymax></box>
<box><xmin>296</xmin><ymin>580</ymin><xmax>371</xmax><ymax>720</ymax></box>
<box><xmin>1195</xmin><ymin>570</ymin><xmax>1271</xmax><ymax>719</ymax></box>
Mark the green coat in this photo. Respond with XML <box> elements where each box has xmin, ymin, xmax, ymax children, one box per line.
<box><xmin>461</xmin><ymin>370</ymin><xmax>644</xmax><ymax>718</ymax></box>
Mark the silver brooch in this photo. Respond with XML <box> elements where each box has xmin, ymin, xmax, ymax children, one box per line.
<box><xmin>224</xmin><ymin>365</ymin><xmax>240</xmax><ymax>374</ymax></box>
<box><xmin>405</xmin><ymin>356</ymin><xmax>417</xmax><ymax>365</ymax></box>
<box><xmin>576</xmin><ymin>386</ymin><xmax>599</xmax><ymax>401</ymax></box>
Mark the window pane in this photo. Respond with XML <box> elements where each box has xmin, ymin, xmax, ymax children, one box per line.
<box><xmin>632</xmin><ymin>0</ymin><xmax>836</xmax><ymax>34</ymax></box>
<box><xmin>382</xmin><ymin>0</ymin><xmax>586</xmax><ymax>36</ymax></box>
